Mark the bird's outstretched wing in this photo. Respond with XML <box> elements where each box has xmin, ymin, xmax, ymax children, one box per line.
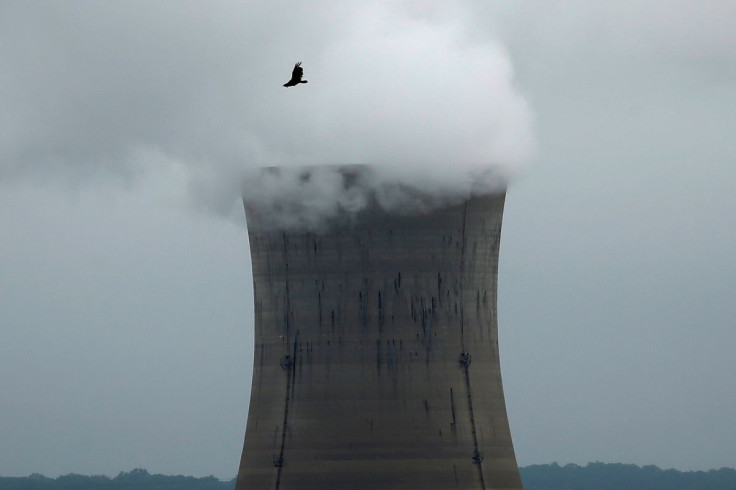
<box><xmin>292</xmin><ymin>62</ymin><xmax>303</xmax><ymax>81</ymax></box>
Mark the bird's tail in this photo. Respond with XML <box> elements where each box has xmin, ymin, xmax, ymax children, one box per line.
<box><xmin>301</xmin><ymin>80</ymin><xmax>308</xmax><ymax>84</ymax></box>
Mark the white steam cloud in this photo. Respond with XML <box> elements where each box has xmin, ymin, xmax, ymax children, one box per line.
<box><xmin>1</xmin><ymin>1</ymin><xmax>534</xmax><ymax>224</ymax></box>
<box><xmin>243</xmin><ymin>165</ymin><xmax>508</xmax><ymax>230</ymax></box>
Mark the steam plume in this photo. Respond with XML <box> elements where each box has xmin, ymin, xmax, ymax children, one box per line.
<box><xmin>1</xmin><ymin>1</ymin><xmax>534</xmax><ymax>223</ymax></box>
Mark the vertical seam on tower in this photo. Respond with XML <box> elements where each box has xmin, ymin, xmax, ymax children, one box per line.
<box><xmin>460</xmin><ymin>202</ymin><xmax>487</xmax><ymax>490</ymax></box>
<box><xmin>274</xmin><ymin>233</ymin><xmax>293</xmax><ymax>489</ymax></box>
<box><xmin>463</xmin><ymin>363</ymin><xmax>486</xmax><ymax>490</ymax></box>
<box><xmin>275</xmin><ymin>333</ymin><xmax>299</xmax><ymax>489</ymax></box>
<box><xmin>460</xmin><ymin>201</ymin><xmax>468</xmax><ymax>351</ymax></box>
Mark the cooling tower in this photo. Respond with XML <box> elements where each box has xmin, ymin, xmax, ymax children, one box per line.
<box><xmin>236</xmin><ymin>167</ymin><xmax>522</xmax><ymax>490</ymax></box>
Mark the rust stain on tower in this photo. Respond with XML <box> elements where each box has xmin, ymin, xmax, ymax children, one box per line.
<box><xmin>236</xmin><ymin>167</ymin><xmax>523</xmax><ymax>489</ymax></box>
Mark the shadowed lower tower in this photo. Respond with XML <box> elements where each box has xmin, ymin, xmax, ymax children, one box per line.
<box><xmin>237</xmin><ymin>170</ymin><xmax>522</xmax><ymax>489</ymax></box>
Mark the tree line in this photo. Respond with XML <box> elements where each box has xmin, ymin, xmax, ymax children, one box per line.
<box><xmin>520</xmin><ymin>463</ymin><xmax>736</xmax><ymax>490</ymax></box>
<box><xmin>0</xmin><ymin>469</ymin><xmax>234</xmax><ymax>490</ymax></box>
<box><xmin>1</xmin><ymin>464</ymin><xmax>735</xmax><ymax>489</ymax></box>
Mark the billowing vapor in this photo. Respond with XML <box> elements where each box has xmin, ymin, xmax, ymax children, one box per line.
<box><xmin>1</xmin><ymin>1</ymin><xmax>534</xmax><ymax>224</ymax></box>
<box><xmin>243</xmin><ymin>165</ymin><xmax>508</xmax><ymax>230</ymax></box>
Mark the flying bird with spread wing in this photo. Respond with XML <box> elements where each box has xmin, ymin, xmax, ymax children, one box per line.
<box><xmin>283</xmin><ymin>62</ymin><xmax>308</xmax><ymax>87</ymax></box>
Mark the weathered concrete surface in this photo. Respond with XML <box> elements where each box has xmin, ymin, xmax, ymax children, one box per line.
<box><xmin>236</xmin><ymin>191</ymin><xmax>522</xmax><ymax>490</ymax></box>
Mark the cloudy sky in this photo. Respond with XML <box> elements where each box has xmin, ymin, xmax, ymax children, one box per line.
<box><xmin>1</xmin><ymin>0</ymin><xmax>735</xmax><ymax>479</ymax></box>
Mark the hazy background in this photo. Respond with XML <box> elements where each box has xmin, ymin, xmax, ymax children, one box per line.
<box><xmin>1</xmin><ymin>0</ymin><xmax>734</xmax><ymax>479</ymax></box>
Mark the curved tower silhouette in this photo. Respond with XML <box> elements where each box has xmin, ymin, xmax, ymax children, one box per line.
<box><xmin>236</xmin><ymin>167</ymin><xmax>522</xmax><ymax>490</ymax></box>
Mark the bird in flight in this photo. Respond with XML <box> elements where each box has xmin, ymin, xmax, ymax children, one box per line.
<box><xmin>283</xmin><ymin>62</ymin><xmax>308</xmax><ymax>87</ymax></box>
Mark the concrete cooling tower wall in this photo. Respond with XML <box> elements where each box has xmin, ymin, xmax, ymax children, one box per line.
<box><xmin>236</xmin><ymin>175</ymin><xmax>522</xmax><ymax>489</ymax></box>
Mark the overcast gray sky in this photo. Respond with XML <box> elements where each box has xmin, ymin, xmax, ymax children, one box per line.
<box><xmin>1</xmin><ymin>0</ymin><xmax>735</xmax><ymax>479</ymax></box>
